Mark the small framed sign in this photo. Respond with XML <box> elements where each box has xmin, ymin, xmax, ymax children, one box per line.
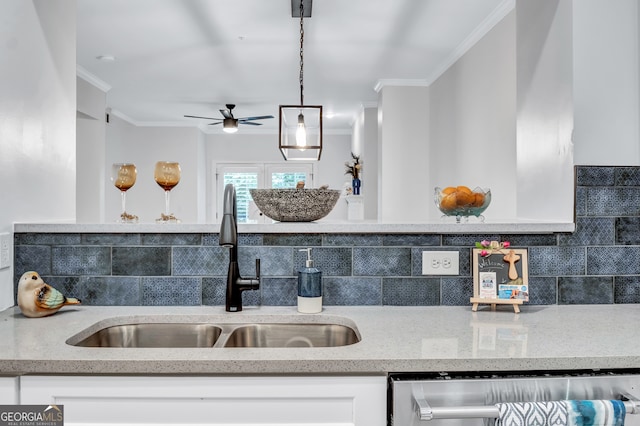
<box><xmin>471</xmin><ymin>248</ymin><xmax>529</xmax><ymax>312</ymax></box>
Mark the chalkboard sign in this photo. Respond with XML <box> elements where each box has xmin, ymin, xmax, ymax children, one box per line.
<box><xmin>472</xmin><ymin>248</ymin><xmax>529</xmax><ymax>302</ymax></box>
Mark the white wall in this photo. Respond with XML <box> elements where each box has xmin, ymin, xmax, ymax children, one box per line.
<box><xmin>573</xmin><ymin>0</ymin><xmax>640</xmax><ymax>165</ymax></box>
<box><xmin>0</xmin><ymin>0</ymin><xmax>76</xmax><ymax>309</ymax></box>
<box><xmin>105</xmin><ymin>117</ymin><xmax>202</xmax><ymax>223</ymax></box>
<box><xmin>428</xmin><ymin>10</ymin><xmax>517</xmax><ymax>222</ymax></box>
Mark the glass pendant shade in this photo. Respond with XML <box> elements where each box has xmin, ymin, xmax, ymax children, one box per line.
<box><xmin>223</xmin><ymin>118</ymin><xmax>238</xmax><ymax>133</ymax></box>
<box><xmin>279</xmin><ymin>105</ymin><xmax>322</xmax><ymax>160</ymax></box>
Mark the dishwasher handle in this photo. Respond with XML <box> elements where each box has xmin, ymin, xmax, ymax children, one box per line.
<box><xmin>413</xmin><ymin>393</ymin><xmax>640</xmax><ymax>422</ymax></box>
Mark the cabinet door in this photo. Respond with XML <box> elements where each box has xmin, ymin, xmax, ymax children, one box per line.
<box><xmin>21</xmin><ymin>375</ymin><xmax>386</xmax><ymax>426</ymax></box>
<box><xmin>0</xmin><ymin>377</ymin><xmax>18</xmax><ymax>404</ymax></box>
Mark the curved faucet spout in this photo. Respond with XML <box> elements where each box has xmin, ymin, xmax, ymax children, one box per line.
<box><xmin>219</xmin><ymin>183</ymin><xmax>260</xmax><ymax>312</ymax></box>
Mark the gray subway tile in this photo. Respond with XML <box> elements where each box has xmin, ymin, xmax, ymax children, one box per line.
<box><xmin>614</xmin><ymin>167</ymin><xmax>640</xmax><ymax>186</ymax></box>
<box><xmin>614</xmin><ymin>276</ymin><xmax>640</xmax><ymax>304</ymax></box>
<box><xmin>52</xmin><ymin>246</ymin><xmax>111</xmax><ymax>275</ymax></box>
<box><xmin>440</xmin><ymin>277</ymin><xmax>473</xmax><ymax>306</ymax></box>
<box><xmin>575</xmin><ymin>186</ymin><xmax>587</xmax><ymax>216</ymax></box>
<box><xmin>293</xmin><ymin>247</ymin><xmax>351</xmax><ymax>276</ymax></box>
<box><xmin>113</xmin><ymin>247</ymin><xmax>171</xmax><ymax>276</ymax></box>
<box><xmin>323</xmin><ymin>234</ymin><xmax>383</xmax><ymax>246</ymax></box>
<box><xmin>79</xmin><ymin>276</ymin><xmax>140</xmax><ymax>306</ymax></box>
<box><xmin>202</xmin><ymin>277</ymin><xmax>226</xmax><ymax>306</ymax></box>
<box><xmin>141</xmin><ymin>277</ymin><xmax>201</xmax><ymax>306</ymax></box>
<box><xmin>261</xmin><ymin>277</ymin><xmax>296</xmax><ymax>306</ymax></box>
<box><xmin>615</xmin><ymin>217</ymin><xmax>640</xmax><ymax>245</ymax></box>
<box><xmin>382</xmin><ymin>277</ymin><xmax>440</xmax><ymax>306</ymax></box>
<box><xmin>587</xmin><ymin>246</ymin><xmax>640</xmax><ymax>275</ymax></box>
<box><xmin>14</xmin><ymin>233</ymin><xmax>81</xmax><ymax>245</ymax></box>
<box><xmin>527</xmin><ymin>276</ymin><xmax>557</xmax><ymax>305</ymax></box>
<box><xmin>15</xmin><ymin>245</ymin><xmax>51</xmax><ymax>276</ymax></box>
<box><xmin>239</xmin><ymin>246</ymin><xmax>292</xmax><ymax>277</ymax></box>
<box><xmin>576</xmin><ymin>166</ymin><xmax>614</xmax><ymax>186</ymax></box>
<box><xmin>82</xmin><ymin>233</ymin><xmax>140</xmax><ymax>245</ymax></box>
<box><xmin>585</xmin><ymin>187</ymin><xmax>640</xmax><ymax>216</ymax></box>
<box><xmin>558</xmin><ymin>276</ymin><xmax>613</xmax><ymax>304</ymax></box>
<box><xmin>382</xmin><ymin>234</ymin><xmax>440</xmax><ymax>246</ymax></box>
<box><xmin>353</xmin><ymin>247</ymin><xmax>411</xmax><ymax>276</ymax></box>
<box><xmin>263</xmin><ymin>234</ymin><xmax>322</xmax><ymax>246</ymax></box>
<box><xmin>323</xmin><ymin>277</ymin><xmax>382</xmax><ymax>305</ymax></box>
<box><xmin>529</xmin><ymin>247</ymin><xmax>585</xmax><ymax>276</ymax></box>
<box><xmin>558</xmin><ymin>217</ymin><xmax>615</xmax><ymax>246</ymax></box>
<box><xmin>142</xmin><ymin>233</ymin><xmax>201</xmax><ymax>245</ymax></box>
<box><xmin>173</xmin><ymin>246</ymin><xmax>228</xmax><ymax>275</ymax></box>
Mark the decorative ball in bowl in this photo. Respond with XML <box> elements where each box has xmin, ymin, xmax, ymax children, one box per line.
<box><xmin>250</xmin><ymin>188</ymin><xmax>341</xmax><ymax>222</ymax></box>
<box><xmin>434</xmin><ymin>186</ymin><xmax>491</xmax><ymax>223</ymax></box>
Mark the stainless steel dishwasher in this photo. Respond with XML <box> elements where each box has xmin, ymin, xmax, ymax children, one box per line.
<box><xmin>389</xmin><ymin>370</ymin><xmax>640</xmax><ymax>426</ymax></box>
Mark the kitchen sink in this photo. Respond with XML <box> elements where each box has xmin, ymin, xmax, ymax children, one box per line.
<box><xmin>67</xmin><ymin>319</ymin><xmax>361</xmax><ymax>348</ymax></box>
<box><xmin>223</xmin><ymin>323</ymin><xmax>360</xmax><ymax>348</ymax></box>
<box><xmin>71</xmin><ymin>323</ymin><xmax>223</xmax><ymax>348</ymax></box>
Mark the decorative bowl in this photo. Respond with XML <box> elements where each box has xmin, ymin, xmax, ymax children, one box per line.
<box><xmin>249</xmin><ymin>188</ymin><xmax>341</xmax><ymax>222</ymax></box>
<box><xmin>434</xmin><ymin>186</ymin><xmax>491</xmax><ymax>223</ymax></box>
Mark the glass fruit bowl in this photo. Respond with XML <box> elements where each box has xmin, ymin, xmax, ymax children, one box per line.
<box><xmin>434</xmin><ymin>186</ymin><xmax>491</xmax><ymax>223</ymax></box>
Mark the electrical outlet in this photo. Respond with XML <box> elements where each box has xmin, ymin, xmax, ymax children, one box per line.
<box><xmin>0</xmin><ymin>233</ymin><xmax>10</xmax><ymax>270</ymax></box>
<box><xmin>422</xmin><ymin>251</ymin><xmax>459</xmax><ymax>275</ymax></box>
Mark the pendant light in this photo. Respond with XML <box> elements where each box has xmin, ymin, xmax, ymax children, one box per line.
<box><xmin>279</xmin><ymin>0</ymin><xmax>323</xmax><ymax>161</ymax></box>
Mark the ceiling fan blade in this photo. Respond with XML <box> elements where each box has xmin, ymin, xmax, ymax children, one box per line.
<box><xmin>239</xmin><ymin>121</ymin><xmax>262</xmax><ymax>126</ymax></box>
<box><xmin>184</xmin><ymin>114</ymin><xmax>221</xmax><ymax>120</ymax></box>
<box><xmin>208</xmin><ymin>122</ymin><xmax>222</xmax><ymax>126</ymax></box>
<box><xmin>237</xmin><ymin>115</ymin><xmax>275</xmax><ymax>121</ymax></box>
<box><xmin>220</xmin><ymin>109</ymin><xmax>234</xmax><ymax>119</ymax></box>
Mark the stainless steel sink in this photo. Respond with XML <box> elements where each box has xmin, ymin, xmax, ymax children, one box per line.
<box><xmin>71</xmin><ymin>323</ymin><xmax>222</xmax><ymax>348</ymax></box>
<box><xmin>68</xmin><ymin>320</ymin><xmax>360</xmax><ymax>348</ymax></box>
<box><xmin>223</xmin><ymin>323</ymin><xmax>360</xmax><ymax>348</ymax></box>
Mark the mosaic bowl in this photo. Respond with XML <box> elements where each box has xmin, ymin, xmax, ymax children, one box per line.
<box><xmin>250</xmin><ymin>188</ymin><xmax>341</xmax><ymax>222</ymax></box>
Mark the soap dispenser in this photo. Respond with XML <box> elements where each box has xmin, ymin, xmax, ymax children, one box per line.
<box><xmin>297</xmin><ymin>248</ymin><xmax>322</xmax><ymax>313</ymax></box>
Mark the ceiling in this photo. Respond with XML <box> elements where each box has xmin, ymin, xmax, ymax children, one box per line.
<box><xmin>76</xmin><ymin>0</ymin><xmax>513</xmax><ymax>134</ymax></box>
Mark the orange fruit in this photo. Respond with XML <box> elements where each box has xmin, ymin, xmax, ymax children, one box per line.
<box><xmin>472</xmin><ymin>192</ymin><xmax>485</xmax><ymax>207</ymax></box>
<box><xmin>439</xmin><ymin>193</ymin><xmax>457</xmax><ymax>211</ymax></box>
<box><xmin>456</xmin><ymin>185</ymin><xmax>472</xmax><ymax>194</ymax></box>
<box><xmin>456</xmin><ymin>191</ymin><xmax>474</xmax><ymax>206</ymax></box>
<box><xmin>441</xmin><ymin>186</ymin><xmax>457</xmax><ymax>195</ymax></box>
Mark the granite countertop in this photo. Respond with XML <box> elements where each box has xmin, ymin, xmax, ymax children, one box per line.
<box><xmin>0</xmin><ymin>304</ymin><xmax>638</xmax><ymax>375</ymax></box>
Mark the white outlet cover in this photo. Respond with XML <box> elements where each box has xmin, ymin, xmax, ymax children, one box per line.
<box><xmin>422</xmin><ymin>251</ymin><xmax>459</xmax><ymax>275</ymax></box>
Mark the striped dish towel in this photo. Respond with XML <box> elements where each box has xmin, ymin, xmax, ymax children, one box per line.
<box><xmin>495</xmin><ymin>400</ymin><xmax>626</xmax><ymax>426</ymax></box>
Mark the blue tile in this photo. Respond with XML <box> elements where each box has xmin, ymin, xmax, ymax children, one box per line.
<box><xmin>614</xmin><ymin>276</ymin><xmax>640</xmax><ymax>303</ymax></box>
<box><xmin>527</xmin><ymin>276</ymin><xmax>557</xmax><ymax>305</ymax></box>
<box><xmin>79</xmin><ymin>276</ymin><xmax>140</xmax><ymax>306</ymax></box>
<box><xmin>575</xmin><ymin>187</ymin><xmax>587</xmax><ymax>216</ymax></box>
<box><xmin>323</xmin><ymin>234</ymin><xmax>383</xmax><ymax>246</ymax></box>
<box><xmin>615</xmin><ymin>217</ymin><xmax>640</xmax><ymax>245</ymax></box>
<box><xmin>202</xmin><ymin>233</ymin><xmax>220</xmax><ymax>246</ymax></box>
<box><xmin>558</xmin><ymin>217</ymin><xmax>615</xmax><ymax>246</ymax></box>
<box><xmin>238</xmin><ymin>234</ymin><xmax>264</xmax><ymax>246</ymax></box>
<box><xmin>323</xmin><ymin>277</ymin><xmax>381</xmax><ymax>305</ymax></box>
<box><xmin>15</xmin><ymin>245</ymin><xmax>51</xmax><ymax>276</ymax></box>
<box><xmin>353</xmin><ymin>247</ymin><xmax>411</xmax><ymax>276</ymax></box>
<box><xmin>142</xmin><ymin>233</ymin><xmax>201</xmax><ymax>245</ymax></box>
<box><xmin>382</xmin><ymin>277</ymin><xmax>440</xmax><ymax>306</ymax></box>
<box><xmin>558</xmin><ymin>276</ymin><xmax>613</xmax><ymax>304</ymax></box>
<box><xmin>112</xmin><ymin>247</ymin><xmax>171</xmax><ymax>276</ymax></box>
<box><xmin>614</xmin><ymin>167</ymin><xmax>640</xmax><ymax>186</ymax></box>
<box><xmin>576</xmin><ymin>166</ymin><xmax>614</xmax><ymax>186</ymax></box>
<box><xmin>202</xmin><ymin>277</ymin><xmax>226</xmax><ymax>305</ymax></box>
<box><xmin>261</xmin><ymin>277</ymin><xmax>296</xmax><ymax>306</ymax></box>
<box><xmin>529</xmin><ymin>247</ymin><xmax>585</xmax><ymax>276</ymax></box>
<box><xmin>264</xmin><ymin>234</ymin><xmax>322</xmax><ymax>246</ymax></box>
<box><xmin>82</xmin><ymin>233</ymin><xmax>140</xmax><ymax>245</ymax></box>
<box><xmin>500</xmin><ymin>235</ymin><xmax>557</xmax><ymax>246</ymax></box>
<box><xmin>14</xmin><ymin>233</ymin><xmax>81</xmax><ymax>245</ymax></box>
<box><xmin>238</xmin><ymin>246</ymin><xmax>293</xmax><ymax>277</ymax></box>
<box><xmin>293</xmin><ymin>247</ymin><xmax>351</xmax><ymax>276</ymax></box>
<box><xmin>173</xmin><ymin>247</ymin><xmax>228</xmax><ymax>275</ymax></box>
<box><xmin>585</xmin><ymin>187</ymin><xmax>640</xmax><ymax>216</ymax></box>
<box><xmin>382</xmin><ymin>234</ymin><xmax>440</xmax><ymax>246</ymax></box>
<box><xmin>52</xmin><ymin>246</ymin><xmax>111</xmax><ymax>275</ymax></box>
<box><xmin>440</xmin><ymin>277</ymin><xmax>473</xmax><ymax>306</ymax></box>
<box><xmin>141</xmin><ymin>277</ymin><xmax>201</xmax><ymax>306</ymax></box>
<box><xmin>587</xmin><ymin>247</ymin><xmax>640</xmax><ymax>275</ymax></box>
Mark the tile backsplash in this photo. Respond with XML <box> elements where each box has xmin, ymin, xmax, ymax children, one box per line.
<box><xmin>13</xmin><ymin>166</ymin><xmax>640</xmax><ymax>307</ymax></box>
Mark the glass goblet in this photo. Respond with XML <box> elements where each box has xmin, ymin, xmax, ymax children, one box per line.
<box><xmin>111</xmin><ymin>163</ymin><xmax>138</xmax><ymax>223</ymax></box>
<box><xmin>154</xmin><ymin>161</ymin><xmax>181</xmax><ymax>223</ymax></box>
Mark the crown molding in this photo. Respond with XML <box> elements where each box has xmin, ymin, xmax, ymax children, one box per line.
<box><xmin>76</xmin><ymin>65</ymin><xmax>111</xmax><ymax>92</ymax></box>
<box><xmin>373</xmin><ymin>79</ymin><xmax>430</xmax><ymax>93</ymax></box>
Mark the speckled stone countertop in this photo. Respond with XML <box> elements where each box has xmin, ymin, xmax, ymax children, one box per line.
<box><xmin>0</xmin><ymin>304</ymin><xmax>637</xmax><ymax>375</ymax></box>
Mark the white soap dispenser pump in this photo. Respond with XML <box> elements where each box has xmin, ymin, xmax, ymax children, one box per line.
<box><xmin>297</xmin><ymin>248</ymin><xmax>322</xmax><ymax>313</ymax></box>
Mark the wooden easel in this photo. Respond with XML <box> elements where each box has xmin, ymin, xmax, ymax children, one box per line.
<box><xmin>471</xmin><ymin>248</ymin><xmax>528</xmax><ymax>314</ymax></box>
<box><xmin>470</xmin><ymin>297</ymin><xmax>523</xmax><ymax>313</ymax></box>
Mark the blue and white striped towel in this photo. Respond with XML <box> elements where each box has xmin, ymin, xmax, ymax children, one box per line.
<box><xmin>495</xmin><ymin>400</ymin><xmax>626</xmax><ymax>426</ymax></box>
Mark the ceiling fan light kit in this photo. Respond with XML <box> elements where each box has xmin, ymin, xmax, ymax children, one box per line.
<box><xmin>223</xmin><ymin>118</ymin><xmax>238</xmax><ymax>133</ymax></box>
<box><xmin>279</xmin><ymin>0</ymin><xmax>323</xmax><ymax>161</ymax></box>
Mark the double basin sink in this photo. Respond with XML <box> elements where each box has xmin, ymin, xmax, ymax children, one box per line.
<box><xmin>66</xmin><ymin>318</ymin><xmax>360</xmax><ymax>349</ymax></box>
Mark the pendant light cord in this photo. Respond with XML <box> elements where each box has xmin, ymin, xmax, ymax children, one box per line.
<box><xmin>299</xmin><ymin>0</ymin><xmax>304</xmax><ymax>106</ymax></box>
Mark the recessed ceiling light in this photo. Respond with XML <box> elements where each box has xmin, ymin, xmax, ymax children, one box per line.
<box><xmin>96</xmin><ymin>55</ymin><xmax>116</xmax><ymax>62</ymax></box>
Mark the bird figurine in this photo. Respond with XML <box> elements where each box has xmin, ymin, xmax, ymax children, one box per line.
<box><xmin>17</xmin><ymin>271</ymin><xmax>81</xmax><ymax>318</ymax></box>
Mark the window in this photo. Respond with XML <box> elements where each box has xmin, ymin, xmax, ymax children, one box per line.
<box><xmin>216</xmin><ymin>163</ymin><xmax>314</xmax><ymax>223</ymax></box>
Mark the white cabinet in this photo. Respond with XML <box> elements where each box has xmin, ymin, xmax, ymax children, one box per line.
<box><xmin>21</xmin><ymin>375</ymin><xmax>386</xmax><ymax>426</ymax></box>
<box><xmin>0</xmin><ymin>377</ymin><xmax>18</xmax><ymax>404</ymax></box>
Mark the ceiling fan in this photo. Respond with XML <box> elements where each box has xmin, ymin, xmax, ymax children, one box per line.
<box><xmin>184</xmin><ymin>104</ymin><xmax>274</xmax><ymax>133</ymax></box>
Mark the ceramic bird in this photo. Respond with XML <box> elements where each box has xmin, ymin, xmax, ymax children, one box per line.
<box><xmin>17</xmin><ymin>271</ymin><xmax>81</xmax><ymax>318</ymax></box>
